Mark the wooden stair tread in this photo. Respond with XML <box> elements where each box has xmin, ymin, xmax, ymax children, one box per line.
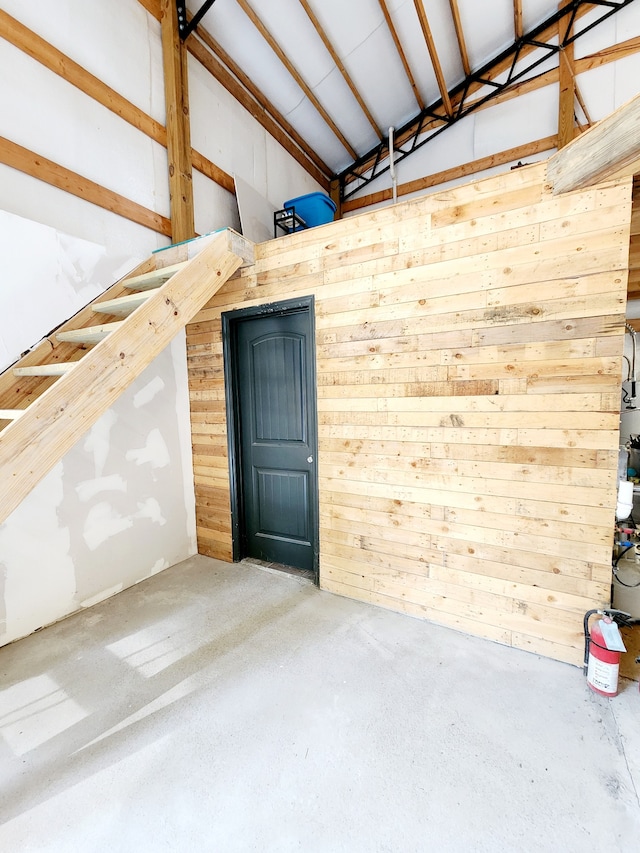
<box><xmin>122</xmin><ymin>261</ymin><xmax>188</xmax><ymax>291</ymax></box>
<box><xmin>93</xmin><ymin>292</ymin><xmax>151</xmax><ymax>317</ymax></box>
<box><xmin>56</xmin><ymin>321</ymin><xmax>124</xmax><ymax>345</ymax></box>
<box><xmin>0</xmin><ymin>409</ymin><xmax>25</xmax><ymax>420</ymax></box>
<box><xmin>14</xmin><ymin>363</ymin><xmax>78</xmax><ymax>377</ymax></box>
<box><xmin>0</xmin><ymin>229</ymin><xmax>252</xmax><ymax>526</ymax></box>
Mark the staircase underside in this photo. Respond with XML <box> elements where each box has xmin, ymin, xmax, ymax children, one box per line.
<box><xmin>0</xmin><ymin>228</ymin><xmax>253</xmax><ymax>526</ymax></box>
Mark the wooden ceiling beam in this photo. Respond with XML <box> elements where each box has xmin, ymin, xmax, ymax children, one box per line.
<box><xmin>514</xmin><ymin>0</ymin><xmax>523</xmax><ymax>39</ymax></box>
<box><xmin>235</xmin><ymin>0</ymin><xmax>357</xmax><ymax>159</ymax></box>
<box><xmin>298</xmin><ymin>0</ymin><xmax>380</xmax><ymax>139</ymax></box>
<box><xmin>448</xmin><ymin>0</ymin><xmax>471</xmax><ymax>76</ymax></box>
<box><xmin>377</xmin><ymin>0</ymin><xmax>424</xmax><ymax>110</ymax></box>
<box><xmin>346</xmin><ymin>2</ymin><xmax>598</xmax><ymax>185</ymax></box>
<box><xmin>188</xmin><ymin>38</ymin><xmax>329</xmax><ymax>189</ymax></box>
<box><xmin>547</xmin><ymin>92</ymin><xmax>640</xmax><ymax>194</ymax></box>
<box><xmin>413</xmin><ymin>1</ymin><xmax>452</xmax><ymax>116</ymax></box>
<box><xmin>192</xmin><ymin>21</ymin><xmax>332</xmax><ymax>182</ymax></box>
<box><xmin>140</xmin><ymin>0</ymin><xmax>333</xmax><ymax>185</ymax></box>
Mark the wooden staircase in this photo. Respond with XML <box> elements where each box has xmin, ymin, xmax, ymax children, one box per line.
<box><xmin>0</xmin><ymin>228</ymin><xmax>253</xmax><ymax>526</ymax></box>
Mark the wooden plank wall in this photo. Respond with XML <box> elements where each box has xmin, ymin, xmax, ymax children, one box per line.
<box><xmin>186</xmin><ymin>161</ymin><xmax>633</xmax><ymax>666</ymax></box>
<box><xmin>628</xmin><ymin>176</ymin><xmax>640</xmax><ymax>298</ymax></box>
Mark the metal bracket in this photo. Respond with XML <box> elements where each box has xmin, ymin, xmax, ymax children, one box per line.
<box><xmin>177</xmin><ymin>1</ymin><xmax>217</xmax><ymax>41</ymax></box>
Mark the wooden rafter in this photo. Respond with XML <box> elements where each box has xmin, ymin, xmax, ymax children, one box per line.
<box><xmin>448</xmin><ymin>0</ymin><xmax>471</xmax><ymax>76</ymax></box>
<box><xmin>377</xmin><ymin>0</ymin><xmax>424</xmax><ymax>110</ymax></box>
<box><xmin>346</xmin><ymin>2</ymin><xmax>607</xmax><ymax>188</ymax></box>
<box><xmin>234</xmin><ymin>0</ymin><xmax>356</xmax><ymax>159</ymax></box>
<box><xmin>514</xmin><ymin>0</ymin><xmax>523</xmax><ymax>39</ymax></box>
<box><xmin>413</xmin><ymin>1</ymin><xmax>452</xmax><ymax>116</ymax></box>
<box><xmin>298</xmin><ymin>0</ymin><xmax>380</xmax><ymax>138</ymax></box>
<box><xmin>138</xmin><ymin>0</ymin><xmax>330</xmax><ymax>186</ymax></box>
<box><xmin>192</xmin><ymin>21</ymin><xmax>332</xmax><ymax>183</ymax></box>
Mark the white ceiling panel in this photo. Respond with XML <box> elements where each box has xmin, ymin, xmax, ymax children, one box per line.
<box><xmin>339</xmin><ymin>26</ymin><xmax>418</xmax><ymax>132</ymax></box>
<box><xmin>285</xmin><ymin>97</ymin><xmax>353</xmax><ymax>170</ymax></box>
<box><xmin>457</xmin><ymin>0</ymin><xmax>514</xmax><ymax>71</ymax></box>
<box><xmin>250</xmin><ymin>0</ymin><xmax>335</xmax><ymax>89</ymax></box>
<box><xmin>305</xmin><ymin>0</ymin><xmax>386</xmax><ymax>57</ymax></box>
<box><xmin>312</xmin><ymin>68</ymin><xmax>380</xmax><ymax>154</ymax></box>
<box><xmin>182</xmin><ymin>0</ymin><xmax>640</xmax><ymax>181</ymax></box>
<box><xmin>522</xmin><ymin>0</ymin><xmax>558</xmax><ymax>33</ymax></box>
<box><xmin>384</xmin><ymin>1</ymin><xmax>441</xmax><ymax>105</ymax></box>
<box><xmin>426</xmin><ymin>0</ymin><xmax>467</xmax><ymax>87</ymax></box>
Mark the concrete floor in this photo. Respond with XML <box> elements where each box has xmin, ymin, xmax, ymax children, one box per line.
<box><xmin>1</xmin><ymin>556</ymin><xmax>639</xmax><ymax>852</ymax></box>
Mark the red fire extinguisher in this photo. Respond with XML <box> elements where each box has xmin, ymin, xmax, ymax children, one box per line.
<box><xmin>583</xmin><ymin>609</ymin><xmax>628</xmax><ymax>697</ymax></box>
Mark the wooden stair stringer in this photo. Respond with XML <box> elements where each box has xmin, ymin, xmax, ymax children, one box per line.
<box><xmin>0</xmin><ymin>229</ymin><xmax>251</xmax><ymax>526</ymax></box>
<box><xmin>0</xmin><ymin>256</ymin><xmax>157</xmax><ymax>412</ymax></box>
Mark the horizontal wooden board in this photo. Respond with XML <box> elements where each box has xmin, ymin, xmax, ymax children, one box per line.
<box><xmin>186</xmin><ymin>168</ymin><xmax>631</xmax><ymax>668</ymax></box>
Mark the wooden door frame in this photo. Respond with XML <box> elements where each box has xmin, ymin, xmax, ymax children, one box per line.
<box><xmin>221</xmin><ymin>295</ymin><xmax>319</xmax><ymax>582</ymax></box>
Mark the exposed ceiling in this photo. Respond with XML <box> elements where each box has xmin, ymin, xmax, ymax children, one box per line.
<box><xmin>182</xmin><ymin>0</ymin><xmax>637</xmax><ymax>195</ymax></box>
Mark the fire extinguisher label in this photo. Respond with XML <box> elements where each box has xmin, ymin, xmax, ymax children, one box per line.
<box><xmin>587</xmin><ymin>655</ymin><xmax>619</xmax><ymax>695</ymax></box>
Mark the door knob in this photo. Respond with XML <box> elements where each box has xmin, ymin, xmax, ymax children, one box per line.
<box><xmin>307</xmin><ymin>456</ymin><xmax>314</xmax><ymax>463</ymax></box>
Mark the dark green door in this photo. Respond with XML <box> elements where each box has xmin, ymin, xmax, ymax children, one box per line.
<box><xmin>235</xmin><ymin>307</ymin><xmax>317</xmax><ymax>571</ymax></box>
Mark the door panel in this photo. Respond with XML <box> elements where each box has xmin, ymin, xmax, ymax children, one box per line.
<box><xmin>236</xmin><ymin>309</ymin><xmax>317</xmax><ymax>570</ymax></box>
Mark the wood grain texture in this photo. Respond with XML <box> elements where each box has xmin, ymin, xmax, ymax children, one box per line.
<box><xmin>161</xmin><ymin>0</ymin><xmax>194</xmax><ymax>243</ymax></box>
<box><xmin>0</xmin><ymin>136</ymin><xmax>171</xmax><ymax>236</ymax></box>
<box><xmin>343</xmin><ymin>136</ymin><xmax>558</xmax><ymax>211</ymax></box>
<box><xmin>557</xmin><ymin>4</ymin><xmax>576</xmax><ymax>148</ymax></box>
<box><xmin>628</xmin><ymin>177</ymin><xmax>640</xmax><ymax>301</ymax></box>
<box><xmin>0</xmin><ymin>231</ymin><xmax>246</xmax><ymax>525</ymax></box>
<box><xmin>548</xmin><ymin>92</ymin><xmax>640</xmax><ymax>194</ymax></box>
<box><xmin>186</xmin><ymin>162</ymin><xmax>633</xmax><ymax>666</ymax></box>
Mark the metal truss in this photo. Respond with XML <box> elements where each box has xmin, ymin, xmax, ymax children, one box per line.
<box><xmin>340</xmin><ymin>0</ymin><xmax>636</xmax><ymax>201</ymax></box>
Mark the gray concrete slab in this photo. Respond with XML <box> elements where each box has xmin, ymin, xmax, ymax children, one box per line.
<box><xmin>0</xmin><ymin>555</ymin><xmax>639</xmax><ymax>852</ymax></box>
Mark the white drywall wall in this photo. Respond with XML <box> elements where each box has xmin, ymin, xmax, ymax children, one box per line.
<box><xmin>188</xmin><ymin>53</ymin><xmax>324</xmax><ymax>221</ymax></box>
<box><xmin>0</xmin><ymin>0</ymin><xmax>335</xmax><ymax>647</ymax></box>
<box><xmin>0</xmin><ymin>211</ymin><xmax>197</xmax><ymax>646</ymax></box>
<box><xmin>0</xmin><ymin>211</ymin><xmax>141</xmax><ymax>372</ymax></box>
<box><xmin>0</xmin><ymin>0</ymin><xmax>169</xmax><ymax>258</ymax></box>
<box><xmin>0</xmin><ymin>331</ymin><xmax>197</xmax><ymax>646</ymax></box>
